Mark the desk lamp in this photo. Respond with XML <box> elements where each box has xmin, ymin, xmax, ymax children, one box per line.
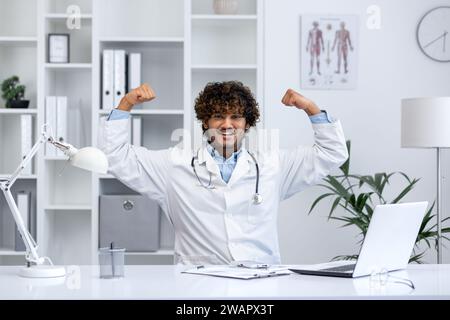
<box><xmin>401</xmin><ymin>97</ymin><xmax>450</xmax><ymax>263</ymax></box>
<box><xmin>0</xmin><ymin>124</ymin><xmax>108</xmax><ymax>278</ymax></box>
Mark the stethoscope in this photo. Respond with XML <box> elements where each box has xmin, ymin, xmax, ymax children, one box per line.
<box><xmin>191</xmin><ymin>149</ymin><xmax>262</xmax><ymax>205</ymax></box>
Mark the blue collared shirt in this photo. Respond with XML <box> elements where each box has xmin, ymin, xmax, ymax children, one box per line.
<box><xmin>106</xmin><ymin>109</ymin><xmax>332</xmax><ymax>182</ymax></box>
<box><xmin>205</xmin><ymin>143</ymin><xmax>242</xmax><ymax>183</ymax></box>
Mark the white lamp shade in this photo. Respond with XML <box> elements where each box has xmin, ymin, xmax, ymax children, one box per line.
<box><xmin>69</xmin><ymin>147</ymin><xmax>108</xmax><ymax>174</ymax></box>
<box><xmin>401</xmin><ymin>97</ymin><xmax>450</xmax><ymax>148</ymax></box>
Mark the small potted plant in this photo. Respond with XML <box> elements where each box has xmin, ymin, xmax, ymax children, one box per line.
<box><xmin>1</xmin><ymin>76</ymin><xmax>30</xmax><ymax>108</ymax></box>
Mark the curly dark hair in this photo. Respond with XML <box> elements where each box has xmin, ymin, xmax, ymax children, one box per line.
<box><xmin>194</xmin><ymin>81</ymin><xmax>260</xmax><ymax>132</ymax></box>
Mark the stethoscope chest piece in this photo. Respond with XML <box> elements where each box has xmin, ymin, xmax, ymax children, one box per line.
<box><xmin>253</xmin><ymin>193</ymin><xmax>263</xmax><ymax>205</ymax></box>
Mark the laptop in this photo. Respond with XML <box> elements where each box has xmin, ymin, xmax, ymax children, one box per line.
<box><xmin>289</xmin><ymin>202</ymin><xmax>428</xmax><ymax>278</ymax></box>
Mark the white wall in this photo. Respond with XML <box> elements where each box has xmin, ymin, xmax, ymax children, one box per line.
<box><xmin>264</xmin><ymin>0</ymin><xmax>450</xmax><ymax>264</ymax></box>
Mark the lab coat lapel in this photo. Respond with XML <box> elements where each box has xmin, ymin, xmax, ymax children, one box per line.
<box><xmin>197</xmin><ymin>145</ymin><xmax>221</xmax><ymax>177</ymax></box>
<box><xmin>227</xmin><ymin>148</ymin><xmax>252</xmax><ymax>187</ymax></box>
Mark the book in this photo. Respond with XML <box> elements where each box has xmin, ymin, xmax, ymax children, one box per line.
<box><xmin>14</xmin><ymin>191</ymin><xmax>30</xmax><ymax>251</ymax></box>
<box><xmin>20</xmin><ymin>115</ymin><xmax>33</xmax><ymax>175</ymax></box>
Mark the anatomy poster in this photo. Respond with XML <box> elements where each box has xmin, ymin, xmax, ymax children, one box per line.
<box><xmin>301</xmin><ymin>15</ymin><xmax>358</xmax><ymax>90</ymax></box>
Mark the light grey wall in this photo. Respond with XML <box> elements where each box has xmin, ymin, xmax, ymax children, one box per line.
<box><xmin>264</xmin><ymin>0</ymin><xmax>450</xmax><ymax>264</ymax></box>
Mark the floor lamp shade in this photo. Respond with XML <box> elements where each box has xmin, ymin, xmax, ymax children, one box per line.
<box><xmin>401</xmin><ymin>97</ymin><xmax>450</xmax><ymax>148</ymax></box>
<box><xmin>401</xmin><ymin>97</ymin><xmax>450</xmax><ymax>264</ymax></box>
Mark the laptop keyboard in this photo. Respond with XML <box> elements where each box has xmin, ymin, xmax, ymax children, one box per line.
<box><xmin>322</xmin><ymin>264</ymin><xmax>356</xmax><ymax>272</ymax></box>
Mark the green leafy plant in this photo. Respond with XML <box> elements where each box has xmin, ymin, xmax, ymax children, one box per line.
<box><xmin>309</xmin><ymin>141</ymin><xmax>450</xmax><ymax>263</ymax></box>
<box><xmin>1</xmin><ymin>76</ymin><xmax>26</xmax><ymax>108</ymax></box>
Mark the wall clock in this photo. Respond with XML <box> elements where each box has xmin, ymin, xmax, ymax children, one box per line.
<box><xmin>416</xmin><ymin>6</ymin><xmax>450</xmax><ymax>62</ymax></box>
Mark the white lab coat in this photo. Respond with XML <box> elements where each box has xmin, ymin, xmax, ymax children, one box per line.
<box><xmin>99</xmin><ymin>118</ymin><xmax>348</xmax><ymax>265</ymax></box>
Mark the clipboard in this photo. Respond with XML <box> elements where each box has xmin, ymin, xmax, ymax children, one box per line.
<box><xmin>181</xmin><ymin>265</ymin><xmax>292</xmax><ymax>280</ymax></box>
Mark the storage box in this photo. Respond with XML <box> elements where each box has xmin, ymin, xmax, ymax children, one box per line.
<box><xmin>99</xmin><ymin>195</ymin><xmax>160</xmax><ymax>251</ymax></box>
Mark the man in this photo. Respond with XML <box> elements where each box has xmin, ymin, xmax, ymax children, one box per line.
<box><xmin>306</xmin><ymin>21</ymin><xmax>324</xmax><ymax>75</ymax></box>
<box><xmin>332</xmin><ymin>21</ymin><xmax>354</xmax><ymax>74</ymax></box>
<box><xmin>99</xmin><ymin>81</ymin><xmax>348</xmax><ymax>265</ymax></box>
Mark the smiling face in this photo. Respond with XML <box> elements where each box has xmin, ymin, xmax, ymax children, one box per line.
<box><xmin>194</xmin><ymin>81</ymin><xmax>260</xmax><ymax>156</ymax></box>
<box><xmin>204</xmin><ymin>112</ymin><xmax>249</xmax><ymax>152</ymax></box>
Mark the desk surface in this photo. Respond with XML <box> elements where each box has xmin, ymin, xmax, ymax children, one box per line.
<box><xmin>0</xmin><ymin>264</ymin><xmax>449</xmax><ymax>300</ymax></box>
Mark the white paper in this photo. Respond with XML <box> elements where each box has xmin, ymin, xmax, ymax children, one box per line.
<box><xmin>182</xmin><ymin>265</ymin><xmax>292</xmax><ymax>280</ymax></box>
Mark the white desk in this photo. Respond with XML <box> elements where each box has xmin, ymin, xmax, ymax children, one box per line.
<box><xmin>0</xmin><ymin>265</ymin><xmax>449</xmax><ymax>299</ymax></box>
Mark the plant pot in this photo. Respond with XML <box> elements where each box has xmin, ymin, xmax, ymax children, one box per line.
<box><xmin>8</xmin><ymin>100</ymin><xmax>29</xmax><ymax>108</ymax></box>
<box><xmin>213</xmin><ymin>0</ymin><xmax>238</xmax><ymax>14</ymax></box>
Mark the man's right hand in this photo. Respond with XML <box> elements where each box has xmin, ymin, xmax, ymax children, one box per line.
<box><xmin>117</xmin><ymin>83</ymin><xmax>156</xmax><ymax>111</ymax></box>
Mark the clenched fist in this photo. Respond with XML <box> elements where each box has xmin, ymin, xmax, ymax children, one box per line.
<box><xmin>281</xmin><ymin>88</ymin><xmax>320</xmax><ymax>116</ymax></box>
<box><xmin>117</xmin><ymin>83</ymin><xmax>156</xmax><ymax>111</ymax></box>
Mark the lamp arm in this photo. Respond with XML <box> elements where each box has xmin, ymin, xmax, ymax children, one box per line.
<box><xmin>6</xmin><ymin>128</ymin><xmax>48</xmax><ymax>188</ymax></box>
<box><xmin>1</xmin><ymin>188</ymin><xmax>44</xmax><ymax>265</ymax></box>
<box><xmin>0</xmin><ymin>124</ymin><xmax>59</xmax><ymax>266</ymax></box>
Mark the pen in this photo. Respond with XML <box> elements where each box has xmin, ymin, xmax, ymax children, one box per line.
<box><xmin>237</xmin><ymin>263</ymin><xmax>269</xmax><ymax>269</ymax></box>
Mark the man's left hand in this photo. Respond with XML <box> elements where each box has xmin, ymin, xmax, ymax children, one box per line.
<box><xmin>281</xmin><ymin>89</ymin><xmax>321</xmax><ymax>116</ymax></box>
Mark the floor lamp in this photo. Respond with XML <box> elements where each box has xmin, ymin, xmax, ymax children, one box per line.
<box><xmin>401</xmin><ymin>97</ymin><xmax>450</xmax><ymax>264</ymax></box>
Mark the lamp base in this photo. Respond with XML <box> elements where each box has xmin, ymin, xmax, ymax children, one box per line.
<box><xmin>19</xmin><ymin>265</ymin><xmax>66</xmax><ymax>278</ymax></box>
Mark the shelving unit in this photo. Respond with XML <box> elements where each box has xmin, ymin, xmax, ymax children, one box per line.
<box><xmin>0</xmin><ymin>0</ymin><xmax>38</xmax><ymax>265</ymax></box>
<box><xmin>38</xmin><ymin>0</ymin><xmax>93</xmax><ymax>265</ymax></box>
<box><xmin>0</xmin><ymin>0</ymin><xmax>263</xmax><ymax>266</ymax></box>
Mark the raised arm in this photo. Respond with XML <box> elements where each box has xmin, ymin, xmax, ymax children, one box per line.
<box><xmin>98</xmin><ymin>84</ymin><xmax>170</xmax><ymax>211</ymax></box>
<box><xmin>278</xmin><ymin>89</ymin><xmax>348</xmax><ymax>200</ymax></box>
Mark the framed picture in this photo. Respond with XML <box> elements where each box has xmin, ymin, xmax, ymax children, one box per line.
<box><xmin>48</xmin><ymin>33</ymin><xmax>70</xmax><ymax>63</ymax></box>
<box><xmin>300</xmin><ymin>15</ymin><xmax>358</xmax><ymax>90</ymax></box>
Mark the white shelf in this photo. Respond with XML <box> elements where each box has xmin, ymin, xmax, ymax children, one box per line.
<box><xmin>44</xmin><ymin>13</ymin><xmax>93</xmax><ymax>19</ymax></box>
<box><xmin>99</xmin><ymin>37</ymin><xmax>184</xmax><ymax>43</ymax></box>
<box><xmin>45</xmin><ymin>63</ymin><xmax>92</xmax><ymax>69</ymax></box>
<box><xmin>0</xmin><ymin>249</ymin><xmax>26</xmax><ymax>256</ymax></box>
<box><xmin>44</xmin><ymin>156</ymin><xmax>69</xmax><ymax>161</ymax></box>
<box><xmin>191</xmin><ymin>14</ymin><xmax>257</xmax><ymax>20</ymax></box>
<box><xmin>124</xmin><ymin>249</ymin><xmax>174</xmax><ymax>256</ymax></box>
<box><xmin>0</xmin><ymin>109</ymin><xmax>37</xmax><ymax>114</ymax></box>
<box><xmin>192</xmin><ymin>64</ymin><xmax>257</xmax><ymax>70</ymax></box>
<box><xmin>0</xmin><ymin>174</ymin><xmax>37</xmax><ymax>180</ymax></box>
<box><xmin>0</xmin><ymin>37</ymin><xmax>37</xmax><ymax>45</ymax></box>
<box><xmin>98</xmin><ymin>174</ymin><xmax>115</xmax><ymax>179</ymax></box>
<box><xmin>98</xmin><ymin>109</ymin><xmax>184</xmax><ymax>115</ymax></box>
<box><xmin>45</xmin><ymin>205</ymin><xmax>92</xmax><ymax>211</ymax></box>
